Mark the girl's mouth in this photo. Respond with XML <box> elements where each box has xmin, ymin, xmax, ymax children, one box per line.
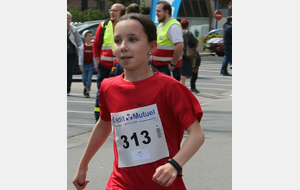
<box><xmin>121</xmin><ymin>56</ymin><xmax>132</xmax><ymax>61</ymax></box>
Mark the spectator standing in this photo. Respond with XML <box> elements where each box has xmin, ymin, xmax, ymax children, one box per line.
<box><xmin>190</xmin><ymin>51</ymin><xmax>201</xmax><ymax>93</ymax></box>
<box><xmin>180</xmin><ymin>19</ymin><xmax>198</xmax><ymax>86</ymax></box>
<box><xmin>92</xmin><ymin>3</ymin><xmax>125</xmax><ymax>122</ymax></box>
<box><xmin>73</xmin><ymin>13</ymin><xmax>205</xmax><ymax>190</ymax></box>
<box><xmin>126</xmin><ymin>3</ymin><xmax>140</xmax><ymax>14</ymax></box>
<box><xmin>151</xmin><ymin>1</ymin><xmax>184</xmax><ymax>79</ymax></box>
<box><xmin>114</xmin><ymin>3</ymin><xmax>141</xmax><ymax>76</ymax></box>
<box><xmin>220</xmin><ymin>16</ymin><xmax>232</xmax><ymax>76</ymax></box>
<box><xmin>78</xmin><ymin>30</ymin><xmax>97</xmax><ymax>98</ymax></box>
<box><xmin>67</xmin><ymin>11</ymin><xmax>83</xmax><ymax>95</ymax></box>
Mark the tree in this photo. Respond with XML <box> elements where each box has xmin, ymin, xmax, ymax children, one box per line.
<box><xmin>67</xmin><ymin>5</ymin><xmax>109</xmax><ymax>22</ymax></box>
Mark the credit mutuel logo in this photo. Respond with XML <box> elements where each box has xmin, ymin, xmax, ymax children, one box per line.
<box><xmin>111</xmin><ymin>109</ymin><xmax>156</xmax><ymax>124</ymax></box>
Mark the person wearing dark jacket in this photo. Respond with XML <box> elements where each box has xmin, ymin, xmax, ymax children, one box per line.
<box><xmin>190</xmin><ymin>51</ymin><xmax>201</xmax><ymax>93</ymax></box>
<box><xmin>67</xmin><ymin>11</ymin><xmax>83</xmax><ymax>95</ymax></box>
<box><xmin>220</xmin><ymin>16</ymin><xmax>232</xmax><ymax>76</ymax></box>
<box><xmin>180</xmin><ymin>18</ymin><xmax>198</xmax><ymax>86</ymax></box>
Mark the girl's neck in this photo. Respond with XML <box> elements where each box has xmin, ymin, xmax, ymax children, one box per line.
<box><xmin>123</xmin><ymin>66</ymin><xmax>153</xmax><ymax>82</ymax></box>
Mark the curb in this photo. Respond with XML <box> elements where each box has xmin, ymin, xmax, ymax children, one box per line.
<box><xmin>72</xmin><ymin>75</ymin><xmax>97</xmax><ymax>82</ymax></box>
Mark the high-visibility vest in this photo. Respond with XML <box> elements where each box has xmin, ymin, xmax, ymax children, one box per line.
<box><xmin>152</xmin><ymin>18</ymin><xmax>182</xmax><ymax>67</ymax></box>
<box><xmin>100</xmin><ymin>20</ymin><xmax>115</xmax><ymax>69</ymax></box>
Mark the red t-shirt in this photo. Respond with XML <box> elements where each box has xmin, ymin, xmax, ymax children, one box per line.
<box><xmin>99</xmin><ymin>72</ymin><xmax>203</xmax><ymax>190</ymax></box>
<box><xmin>84</xmin><ymin>44</ymin><xmax>93</xmax><ymax>64</ymax></box>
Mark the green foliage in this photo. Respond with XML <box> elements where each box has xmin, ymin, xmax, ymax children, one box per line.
<box><xmin>141</xmin><ymin>0</ymin><xmax>146</xmax><ymax>7</ymax></box>
<box><xmin>207</xmin><ymin>34</ymin><xmax>223</xmax><ymax>41</ymax></box>
<box><xmin>67</xmin><ymin>0</ymin><xmax>145</xmax><ymax>23</ymax></box>
<box><xmin>86</xmin><ymin>9</ymin><xmax>107</xmax><ymax>20</ymax></box>
<box><xmin>67</xmin><ymin>5</ymin><xmax>109</xmax><ymax>22</ymax></box>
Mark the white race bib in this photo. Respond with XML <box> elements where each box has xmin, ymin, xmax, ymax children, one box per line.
<box><xmin>111</xmin><ymin>104</ymin><xmax>169</xmax><ymax>168</ymax></box>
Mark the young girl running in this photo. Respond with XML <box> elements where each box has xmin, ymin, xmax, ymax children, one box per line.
<box><xmin>73</xmin><ymin>13</ymin><xmax>205</xmax><ymax>190</ymax></box>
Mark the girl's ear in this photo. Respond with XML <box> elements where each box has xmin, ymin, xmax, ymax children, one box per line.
<box><xmin>149</xmin><ymin>41</ymin><xmax>157</xmax><ymax>55</ymax></box>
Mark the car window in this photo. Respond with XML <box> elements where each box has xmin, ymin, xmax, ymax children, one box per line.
<box><xmin>78</xmin><ymin>24</ymin><xmax>99</xmax><ymax>37</ymax></box>
<box><xmin>76</xmin><ymin>23</ymin><xmax>93</xmax><ymax>31</ymax></box>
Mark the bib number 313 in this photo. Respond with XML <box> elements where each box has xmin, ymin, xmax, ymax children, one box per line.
<box><xmin>111</xmin><ymin>104</ymin><xmax>169</xmax><ymax>168</ymax></box>
<box><xmin>121</xmin><ymin>130</ymin><xmax>151</xmax><ymax>149</ymax></box>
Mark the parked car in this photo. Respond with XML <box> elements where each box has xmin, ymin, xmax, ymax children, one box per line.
<box><xmin>72</xmin><ymin>20</ymin><xmax>104</xmax><ymax>75</ymax></box>
<box><xmin>205</xmin><ymin>37</ymin><xmax>224</xmax><ymax>56</ymax></box>
<box><xmin>204</xmin><ymin>29</ymin><xmax>223</xmax><ymax>40</ymax></box>
<box><xmin>75</xmin><ymin>20</ymin><xmax>104</xmax><ymax>43</ymax></box>
<box><xmin>70</xmin><ymin>21</ymin><xmax>82</xmax><ymax>26</ymax></box>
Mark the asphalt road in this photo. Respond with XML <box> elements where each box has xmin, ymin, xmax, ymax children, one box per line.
<box><xmin>67</xmin><ymin>56</ymin><xmax>232</xmax><ymax>190</ymax></box>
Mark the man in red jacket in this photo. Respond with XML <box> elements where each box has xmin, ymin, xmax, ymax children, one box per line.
<box><xmin>92</xmin><ymin>3</ymin><xmax>125</xmax><ymax>122</ymax></box>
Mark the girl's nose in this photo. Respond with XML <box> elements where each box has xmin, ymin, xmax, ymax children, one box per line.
<box><xmin>120</xmin><ymin>41</ymin><xmax>128</xmax><ymax>52</ymax></box>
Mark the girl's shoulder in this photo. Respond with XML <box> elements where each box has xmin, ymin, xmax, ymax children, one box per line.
<box><xmin>153</xmin><ymin>72</ymin><xmax>183</xmax><ymax>88</ymax></box>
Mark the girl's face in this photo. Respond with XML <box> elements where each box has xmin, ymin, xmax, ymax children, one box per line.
<box><xmin>114</xmin><ymin>19</ymin><xmax>156</xmax><ymax>71</ymax></box>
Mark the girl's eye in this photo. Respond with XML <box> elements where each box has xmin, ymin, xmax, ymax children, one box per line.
<box><xmin>130</xmin><ymin>38</ymin><xmax>137</xmax><ymax>42</ymax></box>
<box><xmin>114</xmin><ymin>39</ymin><xmax>121</xmax><ymax>44</ymax></box>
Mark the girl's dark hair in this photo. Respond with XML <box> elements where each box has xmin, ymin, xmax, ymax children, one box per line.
<box><xmin>115</xmin><ymin>14</ymin><xmax>157</xmax><ymax>43</ymax></box>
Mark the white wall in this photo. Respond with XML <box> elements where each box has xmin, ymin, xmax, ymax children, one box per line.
<box><xmin>216</xmin><ymin>18</ymin><xmax>227</xmax><ymax>29</ymax></box>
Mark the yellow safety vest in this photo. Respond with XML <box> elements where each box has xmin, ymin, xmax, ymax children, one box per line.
<box><xmin>152</xmin><ymin>18</ymin><xmax>182</xmax><ymax>67</ymax></box>
<box><xmin>100</xmin><ymin>20</ymin><xmax>115</xmax><ymax>69</ymax></box>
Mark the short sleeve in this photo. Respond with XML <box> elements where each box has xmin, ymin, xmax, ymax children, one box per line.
<box><xmin>166</xmin><ymin>82</ymin><xmax>203</xmax><ymax>130</ymax></box>
<box><xmin>99</xmin><ymin>79</ymin><xmax>111</xmax><ymax>121</ymax></box>
<box><xmin>167</xmin><ymin>24</ymin><xmax>183</xmax><ymax>44</ymax></box>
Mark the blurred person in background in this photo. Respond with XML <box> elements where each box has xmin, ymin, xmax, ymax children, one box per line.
<box><xmin>151</xmin><ymin>1</ymin><xmax>184</xmax><ymax>79</ymax></box>
<box><xmin>67</xmin><ymin>11</ymin><xmax>83</xmax><ymax>95</ymax></box>
<box><xmin>92</xmin><ymin>3</ymin><xmax>125</xmax><ymax>122</ymax></box>
<box><xmin>220</xmin><ymin>16</ymin><xmax>232</xmax><ymax>76</ymax></box>
<box><xmin>78</xmin><ymin>30</ymin><xmax>97</xmax><ymax>98</ymax></box>
<box><xmin>180</xmin><ymin>18</ymin><xmax>198</xmax><ymax>86</ymax></box>
<box><xmin>190</xmin><ymin>51</ymin><xmax>201</xmax><ymax>93</ymax></box>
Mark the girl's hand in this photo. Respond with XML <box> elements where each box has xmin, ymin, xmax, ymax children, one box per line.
<box><xmin>80</xmin><ymin>67</ymin><xmax>84</xmax><ymax>72</ymax></box>
<box><xmin>73</xmin><ymin>169</ymin><xmax>89</xmax><ymax>190</ymax></box>
<box><xmin>152</xmin><ymin>163</ymin><xmax>177</xmax><ymax>187</ymax></box>
<box><xmin>94</xmin><ymin>66</ymin><xmax>98</xmax><ymax>71</ymax></box>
